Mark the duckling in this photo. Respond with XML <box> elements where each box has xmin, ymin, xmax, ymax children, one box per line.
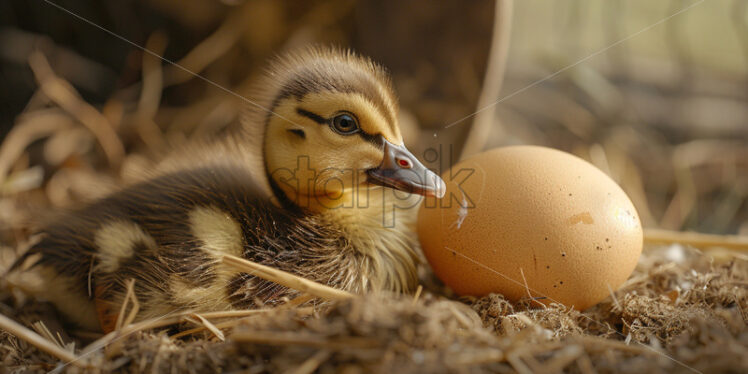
<box><xmin>11</xmin><ymin>47</ymin><xmax>446</xmax><ymax>332</ymax></box>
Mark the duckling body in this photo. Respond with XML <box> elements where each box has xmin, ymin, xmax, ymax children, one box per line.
<box><xmin>13</xmin><ymin>47</ymin><xmax>444</xmax><ymax>332</ymax></box>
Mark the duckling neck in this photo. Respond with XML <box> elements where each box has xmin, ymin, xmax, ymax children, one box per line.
<box><xmin>315</xmin><ymin>188</ymin><xmax>423</xmax><ymax>294</ymax></box>
<box><xmin>266</xmin><ymin>175</ymin><xmax>423</xmax><ymax>294</ymax></box>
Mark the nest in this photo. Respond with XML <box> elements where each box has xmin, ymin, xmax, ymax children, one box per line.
<box><xmin>0</xmin><ymin>245</ymin><xmax>746</xmax><ymax>373</ymax></box>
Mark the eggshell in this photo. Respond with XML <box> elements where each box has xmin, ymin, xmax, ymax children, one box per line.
<box><xmin>417</xmin><ymin>146</ymin><xmax>642</xmax><ymax>310</ymax></box>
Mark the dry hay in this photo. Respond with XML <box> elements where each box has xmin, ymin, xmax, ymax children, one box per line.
<box><xmin>0</xmin><ymin>243</ymin><xmax>746</xmax><ymax>373</ymax></box>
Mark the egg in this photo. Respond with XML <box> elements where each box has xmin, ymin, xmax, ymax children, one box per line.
<box><xmin>417</xmin><ymin>146</ymin><xmax>642</xmax><ymax>310</ymax></box>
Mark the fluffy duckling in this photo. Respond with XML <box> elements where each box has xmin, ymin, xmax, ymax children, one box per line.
<box><xmin>11</xmin><ymin>47</ymin><xmax>445</xmax><ymax>332</ymax></box>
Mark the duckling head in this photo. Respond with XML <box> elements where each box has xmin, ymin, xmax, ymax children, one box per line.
<box><xmin>258</xmin><ymin>48</ymin><xmax>445</xmax><ymax>212</ymax></box>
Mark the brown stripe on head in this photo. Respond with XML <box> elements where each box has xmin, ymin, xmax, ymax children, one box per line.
<box><xmin>266</xmin><ymin>47</ymin><xmax>401</xmax><ymax>142</ymax></box>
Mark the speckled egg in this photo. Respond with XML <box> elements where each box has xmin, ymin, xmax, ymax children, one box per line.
<box><xmin>417</xmin><ymin>146</ymin><xmax>642</xmax><ymax>310</ymax></box>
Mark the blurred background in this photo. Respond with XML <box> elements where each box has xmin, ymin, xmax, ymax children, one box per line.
<box><xmin>0</xmin><ymin>0</ymin><xmax>746</xmax><ymax>249</ymax></box>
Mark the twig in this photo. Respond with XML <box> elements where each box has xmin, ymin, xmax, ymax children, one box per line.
<box><xmin>193</xmin><ymin>314</ymin><xmax>225</xmax><ymax>341</ymax></box>
<box><xmin>194</xmin><ymin>309</ymin><xmax>277</xmax><ymax>319</ymax></box>
<box><xmin>280</xmin><ymin>293</ymin><xmax>315</xmax><ymax>309</ymax></box>
<box><xmin>0</xmin><ymin>110</ymin><xmax>72</xmax><ymax>184</ymax></box>
<box><xmin>168</xmin><ymin>310</ymin><xmax>272</xmax><ymax>340</ymax></box>
<box><xmin>447</xmin><ymin>303</ymin><xmax>476</xmax><ymax>329</ymax></box>
<box><xmin>138</xmin><ymin>32</ymin><xmax>167</xmax><ymax>120</ymax></box>
<box><xmin>506</xmin><ymin>351</ymin><xmax>533</xmax><ymax>374</ymax></box>
<box><xmin>135</xmin><ymin>31</ymin><xmax>167</xmax><ymax>150</ymax></box>
<box><xmin>28</xmin><ymin>51</ymin><xmax>125</xmax><ymax>167</ymax></box>
<box><xmin>170</xmin><ymin>297</ymin><xmax>315</xmax><ymax>340</ymax></box>
<box><xmin>643</xmin><ymin>228</ymin><xmax>748</xmax><ymax>251</ymax></box>
<box><xmin>575</xmin><ymin>335</ymin><xmax>660</xmax><ymax>355</ymax></box>
<box><xmin>162</xmin><ymin>2</ymin><xmax>250</xmax><ymax>86</ymax></box>
<box><xmin>285</xmin><ymin>350</ymin><xmax>331</xmax><ymax>374</ymax></box>
<box><xmin>170</xmin><ymin>306</ymin><xmax>315</xmax><ymax>340</ymax></box>
<box><xmin>0</xmin><ymin>313</ymin><xmax>83</xmax><ymax>366</ymax></box>
<box><xmin>576</xmin><ymin>352</ymin><xmax>596</xmax><ymax>374</ymax></box>
<box><xmin>82</xmin><ymin>314</ymin><xmax>190</xmax><ymax>356</ymax></box>
<box><xmin>459</xmin><ymin>0</ymin><xmax>514</xmax><ymax>160</ymax></box>
<box><xmin>114</xmin><ymin>279</ymin><xmax>139</xmax><ymax>331</ymax></box>
<box><xmin>31</xmin><ymin>321</ymin><xmax>62</xmax><ymax>350</ymax></box>
<box><xmin>221</xmin><ymin>254</ymin><xmax>355</xmax><ymax>301</ymax></box>
<box><xmin>90</xmin><ymin>294</ymin><xmax>311</xmax><ymax>344</ymax></box>
<box><xmin>451</xmin><ymin>348</ymin><xmax>505</xmax><ymax>365</ymax></box>
<box><xmin>606</xmin><ymin>282</ymin><xmax>622</xmax><ymax>312</ymax></box>
<box><xmin>230</xmin><ymin>331</ymin><xmax>379</xmax><ymax>350</ymax></box>
<box><xmin>519</xmin><ymin>267</ymin><xmax>545</xmax><ymax>308</ymax></box>
<box><xmin>411</xmin><ymin>285</ymin><xmax>423</xmax><ymax>305</ymax></box>
<box><xmin>539</xmin><ymin>345</ymin><xmax>584</xmax><ymax>373</ymax></box>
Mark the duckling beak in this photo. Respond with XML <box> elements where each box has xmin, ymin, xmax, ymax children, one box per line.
<box><xmin>367</xmin><ymin>140</ymin><xmax>446</xmax><ymax>198</ymax></box>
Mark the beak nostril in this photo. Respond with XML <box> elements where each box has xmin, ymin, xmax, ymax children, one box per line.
<box><xmin>397</xmin><ymin>158</ymin><xmax>412</xmax><ymax>169</ymax></box>
<box><xmin>370</xmin><ymin>140</ymin><xmax>445</xmax><ymax>198</ymax></box>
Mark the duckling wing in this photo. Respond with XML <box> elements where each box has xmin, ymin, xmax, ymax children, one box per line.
<box><xmin>13</xmin><ymin>165</ymin><xmax>340</xmax><ymax>331</ymax></box>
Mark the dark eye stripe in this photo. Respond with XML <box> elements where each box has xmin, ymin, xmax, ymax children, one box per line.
<box><xmin>360</xmin><ymin>133</ymin><xmax>385</xmax><ymax>148</ymax></box>
<box><xmin>296</xmin><ymin>108</ymin><xmax>326</xmax><ymax>124</ymax></box>
<box><xmin>295</xmin><ymin>107</ymin><xmax>384</xmax><ymax>148</ymax></box>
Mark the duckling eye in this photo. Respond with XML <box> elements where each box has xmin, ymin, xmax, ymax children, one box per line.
<box><xmin>331</xmin><ymin>113</ymin><xmax>359</xmax><ymax>135</ymax></box>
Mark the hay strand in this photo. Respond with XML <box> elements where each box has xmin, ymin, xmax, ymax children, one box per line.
<box><xmin>0</xmin><ymin>111</ymin><xmax>72</xmax><ymax>185</ymax></box>
<box><xmin>114</xmin><ymin>279</ymin><xmax>140</xmax><ymax>331</ymax></box>
<box><xmin>411</xmin><ymin>285</ymin><xmax>423</xmax><ymax>305</ymax></box>
<box><xmin>193</xmin><ymin>314</ymin><xmax>225</xmax><ymax>341</ymax></box>
<box><xmin>644</xmin><ymin>228</ymin><xmax>748</xmax><ymax>251</ymax></box>
<box><xmin>0</xmin><ymin>313</ymin><xmax>82</xmax><ymax>366</ymax></box>
<box><xmin>285</xmin><ymin>350</ymin><xmax>331</xmax><ymax>374</ymax></box>
<box><xmin>230</xmin><ymin>331</ymin><xmax>379</xmax><ymax>350</ymax></box>
<box><xmin>27</xmin><ymin>51</ymin><xmax>124</xmax><ymax>167</ymax></box>
<box><xmin>221</xmin><ymin>254</ymin><xmax>355</xmax><ymax>301</ymax></box>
